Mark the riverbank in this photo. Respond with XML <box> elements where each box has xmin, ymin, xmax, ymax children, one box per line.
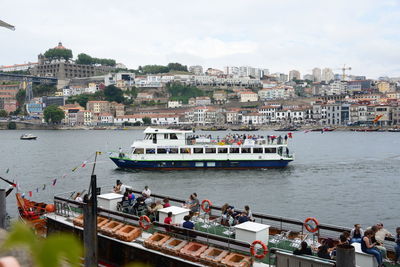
<box><xmin>1</xmin><ymin>122</ymin><xmax>398</xmax><ymax>132</ymax></box>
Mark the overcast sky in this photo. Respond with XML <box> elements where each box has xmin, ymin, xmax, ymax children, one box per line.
<box><xmin>1</xmin><ymin>0</ymin><xmax>399</xmax><ymax>78</ymax></box>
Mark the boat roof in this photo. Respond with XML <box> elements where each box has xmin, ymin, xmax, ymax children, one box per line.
<box><xmin>143</xmin><ymin>127</ymin><xmax>193</xmax><ymax>134</ymax></box>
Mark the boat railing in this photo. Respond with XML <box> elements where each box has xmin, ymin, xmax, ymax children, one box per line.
<box><xmin>52</xmin><ymin>194</ymin><xmax>252</xmax><ymax>256</ymax></box>
<box><xmin>53</xmin><ymin>188</ymin><xmax>397</xmax><ymax>251</ymax></box>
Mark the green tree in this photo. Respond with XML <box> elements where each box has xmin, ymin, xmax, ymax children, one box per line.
<box><xmin>44</xmin><ymin>105</ymin><xmax>64</xmax><ymax>124</ymax></box>
<box><xmin>7</xmin><ymin>121</ymin><xmax>16</xmax><ymax>130</ymax></box>
<box><xmin>33</xmin><ymin>84</ymin><xmax>57</xmax><ymax>97</ymax></box>
<box><xmin>75</xmin><ymin>53</ymin><xmax>94</xmax><ymax>65</ymax></box>
<box><xmin>104</xmin><ymin>85</ymin><xmax>124</xmax><ymax>103</ymax></box>
<box><xmin>167</xmin><ymin>62</ymin><xmax>188</xmax><ymax>72</ymax></box>
<box><xmin>0</xmin><ymin>109</ymin><xmax>8</xmax><ymax>117</ymax></box>
<box><xmin>16</xmin><ymin>89</ymin><xmax>26</xmax><ymax>106</ymax></box>
<box><xmin>142</xmin><ymin>117</ymin><xmax>151</xmax><ymax>125</ymax></box>
<box><xmin>141</xmin><ymin>65</ymin><xmax>169</xmax><ymax>74</ymax></box>
<box><xmin>167</xmin><ymin>82</ymin><xmax>204</xmax><ymax>104</ymax></box>
<box><xmin>44</xmin><ymin>48</ymin><xmax>73</xmax><ymax>61</ymax></box>
<box><xmin>66</xmin><ymin>94</ymin><xmax>91</xmax><ymax>108</ymax></box>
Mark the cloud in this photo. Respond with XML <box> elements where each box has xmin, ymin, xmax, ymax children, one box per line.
<box><xmin>1</xmin><ymin>0</ymin><xmax>399</xmax><ymax>78</ymax></box>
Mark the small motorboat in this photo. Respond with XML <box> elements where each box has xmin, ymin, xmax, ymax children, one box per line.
<box><xmin>20</xmin><ymin>134</ymin><xmax>37</xmax><ymax>140</ymax></box>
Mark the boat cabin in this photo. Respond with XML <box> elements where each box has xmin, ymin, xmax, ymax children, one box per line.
<box><xmin>135</xmin><ymin>127</ymin><xmax>192</xmax><ymax>146</ymax></box>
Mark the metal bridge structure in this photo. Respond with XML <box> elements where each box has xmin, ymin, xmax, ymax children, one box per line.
<box><xmin>0</xmin><ymin>73</ymin><xmax>58</xmax><ymax>102</ymax></box>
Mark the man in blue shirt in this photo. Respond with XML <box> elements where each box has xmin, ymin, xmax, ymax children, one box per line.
<box><xmin>182</xmin><ymin>215</ymin><xmax>194</xmax><ymax>230</ymax></box>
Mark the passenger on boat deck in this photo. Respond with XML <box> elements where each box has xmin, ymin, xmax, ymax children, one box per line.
<box><xmin>361</xmin><ymin>229</ymin><xmax>383</xmax><ymax>266</ymax></box>
<box><xmin>293</xmin><ymin>241</ymin><xmax>312</xmax><ymax>256</ymax></box>
<box><xmin>183</xmin><ymin>193</ymin><xmax>199</xmax><ymax>213</ymax></box>
<box><xmin>236</xmin><ymin>212</ymin><xmax>249</xmax><ymax>224</ymax></box>
<box><xmin>182</xmin><ymin>215</ymin><xmax>195</xmax><ymax>230</ymax></box>
<box><xmin>394</xmin><ymin>227</ymin><xmax>400</xmax><ymax>264</ymax></box>
<box><xmin>142</xmin><ymin>185</ymin><xmax>151</xmax><ymax>198</ymax></box>
<box><xmin>113</xmin><ymin>180</ymin><xmax>122</xmax><ymax>193</ymax></box>
<box><xmin>126</xmin><ymin>189</ymin><xmax>135</xmax><ymax>203</ymax></box>
<box><xmin>368</xmin><ymin>225</ymin><xmax>389</xmax><ymax>261</ymax></box>
<box><xmin>83</xmin><ymin>194</ymin><xmax>89</xmax><ymax>203</ymax></box>
<box><xmin>74</xmin><ymin>192</ymin><xmax>83</xmax><ymax>202</ymax></box>
<box><xmin>244</xmin><ymin>205</ymin><xmax>255</xmax><ymax>222</ymax></box>
<box><xmin>317</xmin><ymin>242</ymin><xmax>332</xmax><ymax>260</ymax></box>
<box><xmin>163</xmin><ymin>198</ymin><xmax>171</xmax><ymax>208</ymax></box>
<box><xmin>331</xmin><ymin>234</ymin><xmax>350</xmax><ymax>258</ymax></box>
<box><xmin>350</xmin><ymin>224</ymin><xmax>364</xmax><ymax>243</ymax></box>
<box><xmin>147</xmin><ymin>201</ymin><xmax>163</xmax><ymax>221</ymax></box>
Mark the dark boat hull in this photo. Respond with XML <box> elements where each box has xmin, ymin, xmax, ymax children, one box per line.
<box><xmin>110</xmin><ymin>158</ymin><xmax>292</xmax><ymax>170</ymax></box>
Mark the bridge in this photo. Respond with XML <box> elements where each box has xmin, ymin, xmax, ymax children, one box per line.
<box><xmin>0</xmin><ymin>73</ymin><xmax>57</xmax><ymax>85</ymax></box>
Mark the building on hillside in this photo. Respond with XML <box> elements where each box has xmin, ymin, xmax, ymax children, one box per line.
<box><xmin>32</xmin><ymin>43</ymin><xmax>112</xmax><ymax>80</ymax></box>
<box><xmin>188</xmin><ymin>65</ymin><xmax>203</xmax><ymax>75</ymax></box>
<box><xmin>239</xmin><ymin>91</ymin><xmax>258</xmax><ymax>102</ymax></box>
<box><xmin>0</xmin><ymin>83</ymin><xmax>20</xmax><ymax>112</ymax></box>
<box><xmin>168</xmin><ymin>101</ymin><xmax>182</xmax><ymax>108</ymax></box>
<box><xmin>114</xmin><ymin>113</ymin><xmax>179</xmax><ymax>125</ymax></box>
<box><xmin>205</xmin><ymin>68</ymin><xmax>223</xmax><ymax>76</ymax></box>
<box><xmin>322</xmin><ymin>68</ymin><xmax>334</xmax><ymax>82</ymax></box>
<box><xmin>0</xmin><ymin>62</ymin><xmax>38</xmax><ymax>72</ymax></box>
<box><xmin>42</xmin><ymin>96</ymin><xmax>65</xmax><ymax>108</ymax></box>
<box><xmin>111</xmin><ymin>102</ymin><xmax>125</xmax><ymax>117</ymax></box>
<box><xmin>86</xmin><ymin>100</ymin><xmax>111</xmax><ymax>114</ymax></box>
<box><xmin>241</xmin><ymin>112</ymin><xmax>266</xmax><ymax>125</ymax></box>
<box><xmin>213</xmin><ymin>91</ymin><xmax>227</xmax><ymax>104</ymax></box>
<box><xmin>377</xmin><ymin>81</ymin><xmax>392</xmax><ymax>93</ymax></box>
<box><xmin>289</xmin><ymin>70</ymin><xmax>301</xmax><ymax>81</ymax></box>
<box><xmin>77</xmin><ymin>110</ymin><xmax>93</xmax><ymax>126</ymax></box>
<box><xmin>312</xmin><ymin>68</ymin><xmax>322</xmax><ymax>82</ymax></box>
<box><xmin>195</xmin><ymin>96</ymin><xmax>211</xmax><ymax>106</ymax></box>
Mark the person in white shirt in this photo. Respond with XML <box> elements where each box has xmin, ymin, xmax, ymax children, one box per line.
<box><xmin>142</xmin><ymin>185</ymin><xmax>151</xmax><ymax>198</ymax></box>
<box><xmin>75</xmin><ymin>192</ymin><xmax>83</xmax><ymax>202</ymax></box>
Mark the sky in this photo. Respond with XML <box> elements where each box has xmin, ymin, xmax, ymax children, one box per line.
<box><xmin>1</xmin><ymin>0</ymin><xmax>400</xmax><ymax>79</ymax></box>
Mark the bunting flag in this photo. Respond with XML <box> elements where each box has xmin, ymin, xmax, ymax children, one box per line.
<box><xmin>1</xmin><ymin>151</ymin><xmax>106</xmax><ymax>198</ymax></box>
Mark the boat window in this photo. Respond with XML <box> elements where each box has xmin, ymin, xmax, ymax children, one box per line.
<box><xmin>207</xmin><ymin>162</ymin><xmax>216</xmax><ymax>167</ymax></box>
<box><xmin>158</xmin><ymin>162</ymin><xmax>167</xmax><ymax>167</ymax></box>
<box><xmin>180</xmin><ymin>148</ymin><xmax>191</xmax><ymax>154</ymax></box>
<box><xmin>278</xmin><ymin>147</ymin><xmax>283</xmax><ymax>155</ymax></box>
<box><xmin>134</xmin><ymin>148</ymin><xmax>144</xmax><ymax>154</ymax></box>
<box><xmin>218</xmin><ymin>148</ymin><xmax>228</xmax><ymax>153</ymax></box>
<box><xmin>253</xmin><ymin>147</ymin><xmax>263</xmax><ymax>153</ymax></box>
<box><xmin>229</xmin><ymin>147</ymin><xmax>239</xmax><ymax>153</ymax></box>
<box><xmin>265</xmin><ymin>148</ymin><xmax>277</xmax><ymax>153</ymax></box>
<box><xmin>157</xmin><ymin>148</ymin><xmax>167</xmax><ymax>154</ymax></box>
<box><xmin>205</xmin><ymin>147</ymin><xmax>216</xmax><ymax>153</ymax></box>
<box><xmin>241</xmin><ymin>148</ymin><xmax>251</xmax><ymax>153</ymax></box>
<box><xmin>168</xmin><ymin>148</ymin><xmax>178</xmax><ymax>154</ymax></box>
<box><xmin>195</xmin><ymin>162</ymin><xmax>204</xmax><ymax>167</ymax></box>
<box><xmin>146</xmin><ymin>148</ymin><xmax>155</xmax><ymax>154</ymax></box>
<box><xmin>230</xmin><ymin>162</ymin><xmax>240</xmax><ymax>167</ymax></box>
<box><xmin>170</xmin><ymin>133</ymin><xmax>178</xmax><ymax>140</ymax></box>
<box><xmin>164</xmin><ymin>134</ymin><xmax>169</xmax><ymax>139</ymax></box>
<box><xmin>193</xmin><ymin>148</ymin><xmax>204</xmax><ymax>154</ymax></box>
<box><xmin>145</xmin><ymin>133</ymin><xmax>152</xmax><ymax>140</ymax></box>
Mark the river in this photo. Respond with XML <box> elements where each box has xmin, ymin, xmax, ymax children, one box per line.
<box><xmin>1</xmin><ymin>129</ymin><xmax>399</xmax><ymax>232</ymax></box>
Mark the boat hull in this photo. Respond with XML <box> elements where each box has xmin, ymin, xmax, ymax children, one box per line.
<box><xmin>110</xmin><ymin>157</ymin><xmax>292</xmax><ymax>170</ymax></box>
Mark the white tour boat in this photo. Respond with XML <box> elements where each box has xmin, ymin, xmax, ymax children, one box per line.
<box><xmin>109</xmin><ymin>127</ymin><xmax>294</xmax><ymax>170</ymax></box>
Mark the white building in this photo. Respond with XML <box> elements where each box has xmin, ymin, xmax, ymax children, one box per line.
<box><xmin>114</xmin><ymin>114</ymin><xmax>179</xmax><ymax>125</ymax></box>
<box><xmin>312</xmin><ymin>68</ymin><xmax>322</xmax><ymax>82</ymax></box>
<box><xmin>240</xmin><ymin>91</ymin><xmax>258</xmax><ymax>102</ymax></box>
<box><xmin>322</xmin><ymin>68</ymin><xmax>334</xmax><ymax>82</ymax></box>
<box><xmin>167</xmin><ymin>101</ymin><xmax>182</xmax><ymax>108</ymax></box>
<box><xmin>289</xmin><ymin>70</ymin><xmax>301</xmax><ymax>81</ymax></box>
<box><xmin>188</xmin><ymin>65</ymin><xmax>203</xmax><ymax>75</ymax></box>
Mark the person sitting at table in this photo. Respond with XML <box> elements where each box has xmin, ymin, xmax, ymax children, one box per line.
<box><xmin>293</xmin><ymin>241</ymin><xmax>312</xmax><ymax>256</ymax></box>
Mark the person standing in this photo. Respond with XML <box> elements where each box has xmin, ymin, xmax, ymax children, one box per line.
<box><xmin>350</xmin><ymin>224</ymin><xmax>364</xmax><ymax>243</ymax></box>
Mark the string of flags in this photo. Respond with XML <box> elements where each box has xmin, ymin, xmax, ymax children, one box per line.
<box><xmin>3</xmin><ymin>151</ymin><xmax>104</xmax><ymax>198</ymax></box>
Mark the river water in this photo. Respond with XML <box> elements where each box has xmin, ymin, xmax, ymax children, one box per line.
<box><xmin>1</xmin><ymin>129</ymin><xmax>399</xmax><ymax>232</ymax></box>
